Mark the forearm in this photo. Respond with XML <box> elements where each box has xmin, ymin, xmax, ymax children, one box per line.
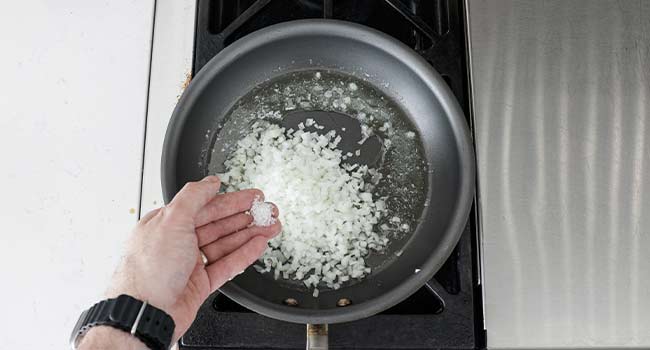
<box><xmin>77</xmin><ymin>326</ymin><xmax>146</xmax><ymax>350</ymax></box>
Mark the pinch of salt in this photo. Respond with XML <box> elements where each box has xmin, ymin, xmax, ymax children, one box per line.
<box><xmin>250</xmin><ymin>196</ymin><xmax>276</xmax><ymax>227</ymax></box>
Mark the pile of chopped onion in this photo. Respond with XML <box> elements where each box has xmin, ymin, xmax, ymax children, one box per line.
<box><xmin>219</xmin><ymin>120</ymin><xmax>388</xmax><ymax>294</ymax></box>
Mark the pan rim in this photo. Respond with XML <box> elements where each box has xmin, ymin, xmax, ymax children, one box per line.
<box><xmin>162</xmin><ymin>18</ymin><xmax>475</xmax><ymax>324</ymax></box>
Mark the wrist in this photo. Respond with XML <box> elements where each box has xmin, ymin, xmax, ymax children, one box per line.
<box><xmin>72</xmin><ymin>295</ymin><xmax>176</xmax><ymax>350</ymax></box>
<box><xmin>77</xmin><ymin>325</ymin><xmax>146</xmax><ymax>350</ymax></box>
<box><xmin>106</xmin><ymin>283</ymin><xmax>174</xmax><ymax>319</ymax></box>
<box><xmin>107</xmin><ymin>257</ymin><xmax>177</xmax><ymax>316</ymax></box>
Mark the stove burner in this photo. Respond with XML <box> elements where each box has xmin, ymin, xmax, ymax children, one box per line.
<box><xmin>184</xmin><ymin>0</ymin><xmax>484</xmax><ymax>349</ymax></box>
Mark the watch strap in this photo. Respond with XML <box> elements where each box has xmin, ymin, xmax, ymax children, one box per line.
<box><xmin>70</xmin><ymin>294</ymin><xmax>174</xmax><ymax>350</ymax></box>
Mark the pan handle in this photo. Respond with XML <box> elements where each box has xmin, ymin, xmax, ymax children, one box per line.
<box><xmin>306</xmin><ymin>324</ymin><xmax>328</xmax><ymax>350</ymax></box>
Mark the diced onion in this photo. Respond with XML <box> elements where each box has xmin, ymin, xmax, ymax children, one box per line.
<box><xmin>221</xmin><ymin>120</ymin><xmax>388</xmax><ymax>295</ymax></box>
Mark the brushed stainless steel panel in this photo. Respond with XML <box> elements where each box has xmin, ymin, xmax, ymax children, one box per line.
<box><xmin>467</xmin><ymin>1</ymin><xmax>650</xmax><ymax>348</ymax></box>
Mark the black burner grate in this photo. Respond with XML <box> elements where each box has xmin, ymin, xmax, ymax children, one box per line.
<box><xmin>184</xmin><ymin>1</ymin><xmax>484</xmax><ymax>348</ymax></box>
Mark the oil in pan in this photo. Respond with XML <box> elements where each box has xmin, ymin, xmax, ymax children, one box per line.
<box><xmin>207</xmin><ymin>69</ymin><xmax>428</xmax><ymax>286</ymax></box>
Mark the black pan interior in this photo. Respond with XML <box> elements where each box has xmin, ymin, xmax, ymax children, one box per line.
<box><xmin>162</xmin><ymin>20</ymin><xmax>474</xmax><ymax>324</ymax></box>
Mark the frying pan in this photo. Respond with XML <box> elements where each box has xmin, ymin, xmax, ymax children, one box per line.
<box><xmin>162</xmin><ymin>19</ymin><xmax>474</xmax><ymax>346</ymax></box>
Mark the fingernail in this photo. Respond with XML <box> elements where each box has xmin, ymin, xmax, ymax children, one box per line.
<box><xmin>267</xmin><ymin>202</ymin><xmax>279</xmax><ymax>217</ymax></box>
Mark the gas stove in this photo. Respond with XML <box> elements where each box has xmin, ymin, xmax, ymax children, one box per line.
<box><xmin>175</xmin><ymin>1</ymin><xmax>484</xmax><ymax>349</ymax></box>
<box><xmin>139</xmin><ymin>0</ymin><xmax>650</xmax><ymax>348</ymax></box>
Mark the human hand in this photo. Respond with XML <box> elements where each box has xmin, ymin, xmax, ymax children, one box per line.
<box><xmin>106</xmin><ymin>176</ymin><xmax>281</xmax><ymax>342</ymax></box>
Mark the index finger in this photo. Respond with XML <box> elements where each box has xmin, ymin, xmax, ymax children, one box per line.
<box><xmin>194</xmin><ymin>189</ymin><xmax>264</xmax><ymax>227</ymax></box>
<box><xmin>167</xmin><ymin>176</ymin><xmax>221</xmax><ymax>219</ymax></box>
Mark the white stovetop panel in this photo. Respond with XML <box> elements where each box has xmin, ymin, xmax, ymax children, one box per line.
<box><xmin>139</xmin><ymin>1</ymin><xmax>196</xmax><ymax>215</ymax></box>
<box><xmin>0</xmin><ymin>0</ymin><xmax>154</xmax><ymax>348</ymax></box>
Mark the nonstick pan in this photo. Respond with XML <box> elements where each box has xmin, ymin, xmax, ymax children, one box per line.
<box><xmin>162</xmin><ymin>18</ymin><xmax>474</xmax><ymax>340</ymax></box>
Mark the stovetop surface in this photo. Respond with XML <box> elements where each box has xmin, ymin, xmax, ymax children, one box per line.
<box><xmin>182</xmin><ymin>1</ymin><xmax>483</xmax><ymax>349</ymax></box>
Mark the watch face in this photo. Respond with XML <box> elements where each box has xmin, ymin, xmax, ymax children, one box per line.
<box><xmin>70</xmin><ymin>308</ymin><xmax>89</xmax><ymax>349</ymax></box>
<box><xmin>70</xmin><ymin>332</ymin><xmax>83</xmax><ymax>350</ymax></box>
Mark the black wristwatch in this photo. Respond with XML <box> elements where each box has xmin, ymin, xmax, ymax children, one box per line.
<box><xmin>69</xmin><ymin>294</ymin><xmax>175</xmax><ymax>350</ymax></box>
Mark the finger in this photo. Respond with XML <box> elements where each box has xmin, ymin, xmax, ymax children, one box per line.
<box><xmin>194</xmin><ymin>189</ymin><xmax>264</xmax><ymax>227</ymax></box>
<box><xmin>196</xmin><ymin>212</ymin><xmax>253</xmax><ymax>247</ymax></box>
<box><xmin>167</xmin><ymin>176</ymin><xmax>221</xmax><ymax>219</ymax></box>
<box><xmin>205</xmin><ymin>235</ymin><xmax>270</xmax><ymax>292</ymax></box>
<box><xmin>139</xmin><ymin>207</ymin><xmax>162</xmax><ymax>224</ymax></box>
<box><xmin>197</xmin><ymin>203</ymin><xmax>279</xmax><ymax>246</ymax></box>
<box><xmin>268</xmin><ymin>202</ymin><xmax>279</xmax><ymax>218</ymax></box>
<box><xmin>201</xmin><ymin>221</ymin><xmax>281</xmax><ymax>263</ymax></box>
